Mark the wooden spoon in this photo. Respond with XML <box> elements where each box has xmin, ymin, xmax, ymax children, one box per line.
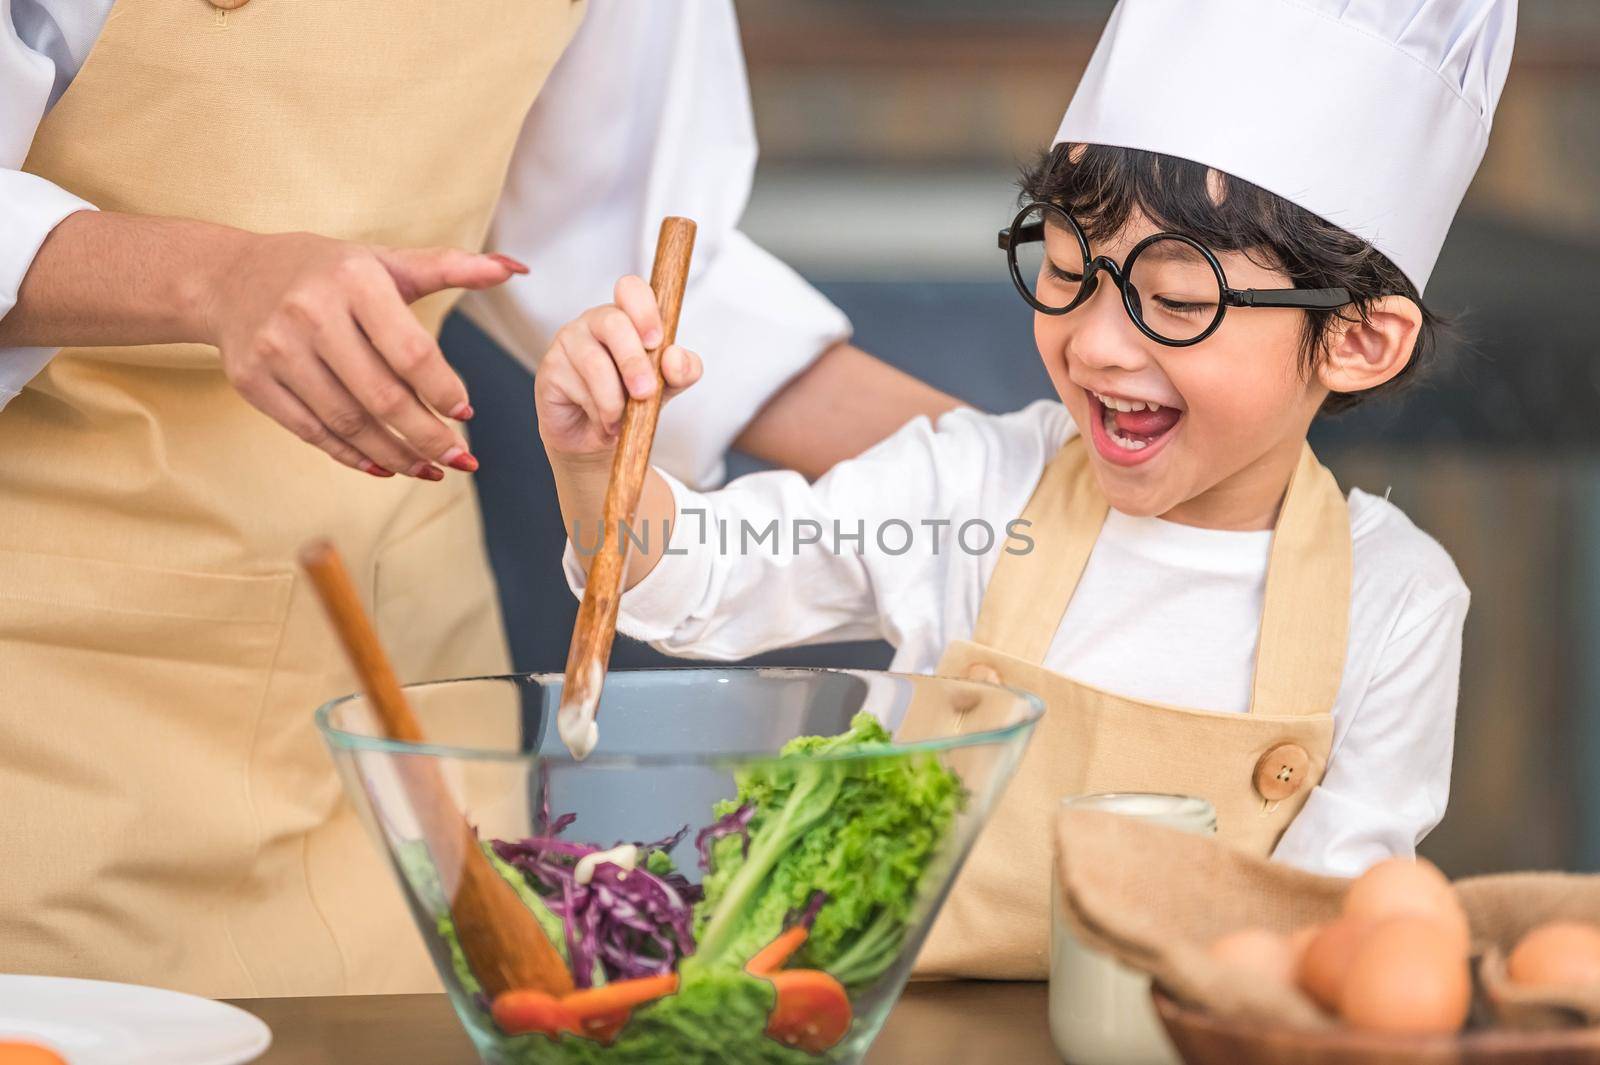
<box><xmin>557</xmin><ymin>216</ymin><xmax>698</xmax><ymax>759</ymax></box>
<box><xmin>300</xmin><ymin>540</ymin><xmax>574</xmax><ymax>998</ymax></box>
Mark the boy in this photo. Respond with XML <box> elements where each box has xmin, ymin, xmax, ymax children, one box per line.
<box><xmin>537</xmin><ymin>0</ymin><xmax>1512</xmax><ymax>978</ymax></box>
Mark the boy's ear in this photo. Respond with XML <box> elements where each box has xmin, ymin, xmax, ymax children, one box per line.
<box><xmin>1318</xmin><ymin>296</ymin><xmax>1423</xmax><ymax>397</ymax></box>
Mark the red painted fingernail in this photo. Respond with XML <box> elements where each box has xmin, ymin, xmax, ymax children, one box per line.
<box><xmin>361</xmin><ymin>461</ymin><xmax>394</xmax><ymax>478</ymax></box>
<box><xmin>421</xmin><ymin>466</ymin><xmax>445</xmax><ymax>482</ymax></box>
<box><xmin>488</xmin><ymin>253</ymin><xmax>529</xmax><ymax>275</ymax></box>
<box><xmin>450</xmin><ymin>403</ymin><xmax>475</xmax><ymax>421</ymax></box>
<box><xmin>441</xmin><ymin>447</ymin><xmax>479</xmax><ymax>473</ymax></box>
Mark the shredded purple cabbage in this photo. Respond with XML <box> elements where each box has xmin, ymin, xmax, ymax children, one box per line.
<box><xmin>694</xmin><ymin>802</ymin><xmax>755</xmax><ymax>871</ymax></box>
<box><xmin>492</xmin><ymin>817</ymin><xmax>702</xmax><ymax>988</ymax></box>
<box><xmin>786</xmin><ymin>890</ymin><xmax>829</xmax><ymax>933</ymax></box>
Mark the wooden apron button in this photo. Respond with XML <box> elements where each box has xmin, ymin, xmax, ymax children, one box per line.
<box><xmin>964</xmin><ymin>663</ymin><xmax>1003</xmax><ymax>686</ymax></box>
<box><xmin>952</xmin><ymin>663</ymin><xmax>1003</xmax><ymax>720</ymax></box>
<box><xmin>209</xmin><ymin>0</ymin><xmax>250</xmax><ymax>9</ymax></box>
<box><xmin>1253</xmin><ymin>743</ymin><xmax>1311</xmax><ymax>801</ymax></box>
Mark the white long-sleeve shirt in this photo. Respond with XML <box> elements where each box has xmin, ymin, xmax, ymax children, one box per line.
<box><xmin>0</xmin><ymin>0</ymin><xmax>848</xmax><ymax>488</ymax></box>
<box><xmin>567</xmin><ymin>401</ymin><xmax>1471</xmax><ymax>877</ymax></box>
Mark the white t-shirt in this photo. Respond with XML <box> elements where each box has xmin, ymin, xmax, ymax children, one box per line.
<box><xmin>566</xmin><ymin>400</ymin><xmax>1470</xmax><ymax>876</ymax></box>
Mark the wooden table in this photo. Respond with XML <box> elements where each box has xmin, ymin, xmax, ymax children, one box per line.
<box><xmin>234</xmin><ymin>982</ymin><xmax>1056</xmax><ymax>1064</ymax></box>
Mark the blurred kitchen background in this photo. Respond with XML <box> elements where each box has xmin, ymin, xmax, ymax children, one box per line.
<box><xmin>441</xmin><ymin>2</ymin><xmax>1600</xmax><ymax>879</ymax></box>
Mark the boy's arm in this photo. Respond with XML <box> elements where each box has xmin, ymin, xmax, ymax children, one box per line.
<box><xmin>536</xmin><ymin>273</ymin><xmax>705</xmax><ymax>588</ymax></box>
<box><xmin>1270</xmin><ymin>588</ymin><xmax>1469</xmax><ymax>876</ymax></box>
<box><xmin>549</xmin><ymin>450</ymin><xmax>676</xmax><ymax>588</ymax></box>
<box><xmin>563</xmin><ymin>419</ymin><xmax>962</xmax><ymax>661</ymax></box>
<box><xmin>536</xmin><ymin>274</ymin><xmax>975</xmax><ymax>659</ymax></box>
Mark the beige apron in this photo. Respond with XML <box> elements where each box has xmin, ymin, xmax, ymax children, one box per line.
<box><xmin>916</xmin><ymin>438</ymin><xmax>1350</xmax><ymax>980</ymax></box>
<box><xmin>0</xmin><ymin>0</ymin><xmax>586</xmax><ymax>998</ymax></box>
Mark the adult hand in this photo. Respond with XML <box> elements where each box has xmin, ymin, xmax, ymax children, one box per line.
<box><xmin>204</xmin><ymin>232</ymin><xmax>526</xmax><ymax>478</ymax></box>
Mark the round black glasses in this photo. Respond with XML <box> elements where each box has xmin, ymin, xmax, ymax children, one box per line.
<box><xmin>999</xmin><ymin>202</ymin><xmax>1354</xmax><ymax>347</ymax></box>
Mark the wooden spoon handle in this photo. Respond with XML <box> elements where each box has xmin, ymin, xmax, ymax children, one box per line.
<box><xmin>300</xmin><ymin>539</ymin><xmax>423</xmax><ymax>743</ymax></box>
<box><xmin>301</xmin><ymin>540</ymin><xmax>573</xmax><ymax>997</ymax></box>
<box><xmin>560</xmin><ymin>217</ymin><xmax>698</xmax><ymax>734</ymax></box>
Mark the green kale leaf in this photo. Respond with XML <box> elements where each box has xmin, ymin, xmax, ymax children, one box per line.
<box><xmin>689</xmin><ymin>712</ymin><xmax>964</xmax><ymax>986</ymax></box>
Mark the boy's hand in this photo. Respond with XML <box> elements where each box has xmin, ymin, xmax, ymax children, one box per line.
<box><xmin>536</xmin><ymin>275</ymin><xmax>703</xmax><ymax>457</ymax></box>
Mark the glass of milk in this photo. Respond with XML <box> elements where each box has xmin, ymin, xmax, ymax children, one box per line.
<box><xmin>1049</xmin><ymin>793</ymin><xmax>1217</xmax><ymax>1065</ymax></box>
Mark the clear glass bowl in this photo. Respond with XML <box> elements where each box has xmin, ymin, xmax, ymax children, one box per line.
<box><xmin>318</xmin><ymin>667</ymin><xmax>1042</xmax><ymax>1064</ymax></box>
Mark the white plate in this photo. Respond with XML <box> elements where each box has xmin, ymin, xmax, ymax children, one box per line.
<box><xmin>0</xmin><ymin>975</ymin><xmax>271</xmax><ymax>1065</ymax></box>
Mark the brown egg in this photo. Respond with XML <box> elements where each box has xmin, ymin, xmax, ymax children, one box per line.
<box><xmin>1508</xmin><ymin>921</ymin><xmax>1600</xmax><ymax>987</ymax></box>
<box><xmin>1343</xmin><ymin>857</ymin><xmax>1471</xmax><ymax>957</ymax></box>
<box><xmin>0</xmin><ymin>1045</ymin><xmax>69</xmax><ymax>1065</ymax></box>
<box><xmin>1296</xmin><ymin>917</ymin><xmax>1376</xmax><ymax>1012</ymax></box>
<box><xmin>1207</xmin><ymin>927</ymin><xmax>1296</xmax><ymax>985</ymax></box>
<box><xmin>1340</xmin><ymin>917</ymin><xmax>1472</xmax><ymax>1034</ymax></box>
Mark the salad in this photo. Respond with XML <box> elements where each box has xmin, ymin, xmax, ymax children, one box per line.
<box><xmin>431</xmin><ymin>712</ymin><xmax>965</xmax><ymax>1062</ymax></box>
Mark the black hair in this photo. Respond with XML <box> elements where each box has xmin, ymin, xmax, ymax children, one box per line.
<box><xmin>1021</xmin><ymin>143</ymin><xmax>1442</xmax><ymax>414</ymax></box>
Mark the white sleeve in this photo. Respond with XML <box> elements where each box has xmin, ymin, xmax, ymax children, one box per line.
<box><xmin>1271</xmin><ymin>589</ymin><xmax>1470</xmax><ymax>876</ymax></box>
<box><xmin>462</xmin><ymin>0</ymin><xmax>851</xmax><ymax>490</ymax></box>
<box><xmin>562</xmin><ymin>412</ymin><xmax>984</xmax><ymax>661</ymax></box>
<box><xmin>0</xmin><ymin>0</ymin><xmax>99</xmax><ymax>409</ymax></box>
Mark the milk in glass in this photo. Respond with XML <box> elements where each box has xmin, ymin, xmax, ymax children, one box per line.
<box><xmin>1049</xmin><ymin>794</ymin><xmax>1217</xmax><ymax>1065</ymax></box>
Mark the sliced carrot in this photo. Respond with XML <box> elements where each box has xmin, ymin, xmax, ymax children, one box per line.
<box><xmin>561</xmin><ymin>972</ymin><xmax>680</xmax><ymax>1044</ymax></box>
<box><xmin>562</xmin><ymin>972</ymin><xmax>680</xmax><ymax>1019</ymax></box>
<box><xmin>574</xmin><ymin>1009</ymin><xmax>631</xmax><ymax>1045</ymax></box>
<box><xmin>496</xmin><ymin>973</ymin><xmax>680</xmax><ymax>1045</ymax></box>
<box><xmin>0</xmin><ymin>1045</ymin><xmax>68</xmax><ymax>1065</ymax></box>
<box><xmin>746</xmin><ymin>925</ymin><xmax>810</xmax><ymax>977</ymax></box>
<box><xmin>492</xmin><ymin>989</ymin><xmax>578</xmax><ymax>1039</ymax></box>
<box><xmin>764</xmin><ymin>969</ymin><xmax>852</xmax><ymax>1054</ymax></box>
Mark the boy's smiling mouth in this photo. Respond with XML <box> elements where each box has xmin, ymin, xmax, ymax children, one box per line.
<box><xmin>1085</xmin><ymin>387</ymin><xmax>1183</xmax><ymax>466</ymax></box>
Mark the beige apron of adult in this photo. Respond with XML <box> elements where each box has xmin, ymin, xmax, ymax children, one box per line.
<box><xmin>914</xmin><ymin>437</ymin><xmax>1349</xmax><ymax>980</ymax></box>
<box><xmin>0</xmin><ymin>0</ymin><xmax>587</xmax><ymax>998</ymax></box>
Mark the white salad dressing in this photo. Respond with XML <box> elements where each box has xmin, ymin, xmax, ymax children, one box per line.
<box><xmin>557</xmin><ymin>661</ymin><xmax>602</xmax><ymax>760</ymax></box>
<box><xmin>575</xmin><ymin>845</ymin><xmax>641</xmax><ymax>886</ymax></box>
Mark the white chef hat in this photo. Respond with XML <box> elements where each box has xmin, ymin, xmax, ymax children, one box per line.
<box><xmin>1055</xmin><ymin>0</ymin><xmax>1517</xmax><ymax>291</ymax></box>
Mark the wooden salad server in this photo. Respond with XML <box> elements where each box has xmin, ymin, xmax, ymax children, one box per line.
<box><xmin>300</xmin><ymin>540</ymin><xmax>574</xmax><ymax>998</ymax></box>
<box><xmin>557</xmin><ymin>216</ymin><xmax>697</xmax><ymax>759</ymax></box>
